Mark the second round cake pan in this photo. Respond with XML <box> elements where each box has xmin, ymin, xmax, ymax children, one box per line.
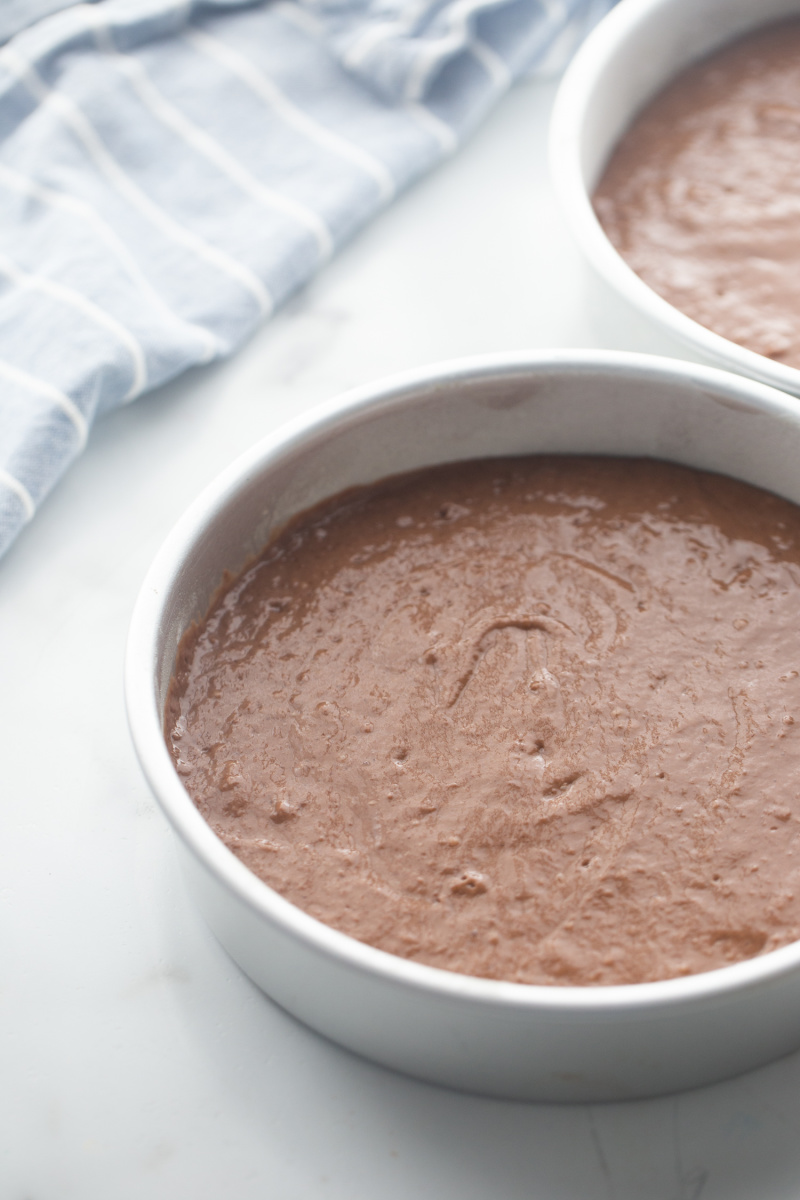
<box><xmin>550</xmin><ymin>0</ymin><xmax>800</xmax><ymax>396</ymax></box>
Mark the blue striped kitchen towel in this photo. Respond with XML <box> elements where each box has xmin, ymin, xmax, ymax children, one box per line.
<box><xmin>0</xmin><ymin>0</ymin><xmax>614</xmax><ymax>560</ymax></box>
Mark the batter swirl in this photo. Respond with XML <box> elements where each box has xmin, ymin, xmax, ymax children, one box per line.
<box><xmin>167</xmin><ymin>457</ymin><xmax>800</xmax><ymax>985</ymax></box>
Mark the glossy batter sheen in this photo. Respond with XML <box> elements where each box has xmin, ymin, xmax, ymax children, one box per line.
<box><xmin>594</xmin><ymin>20</ymin><xmax>800</xmax><ymax>368</ymax></box>
<box><xmin>166</xmin><ymin>457</ymin><xmax>800</xmax><ymax>986</ymax></box>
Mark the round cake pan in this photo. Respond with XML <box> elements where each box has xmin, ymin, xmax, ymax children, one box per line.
<box><xmin>126</xmin><ymin>350</ymin><xmax>800</xmax><ymax>1102</ymax></box>
<box><xmin>550</xmin><ymin>0</ymin><xmax>800</xmax><ymax>397</ymax></box>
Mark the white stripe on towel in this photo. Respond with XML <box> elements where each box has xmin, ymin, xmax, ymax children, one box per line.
<box><xmin>0</xmin><ymin>250</ymin><xmax>148</xmax><ymax>400</ymax></box>
<box><xmin>406</xmin><ymin>102</ymin><xmax>458</xmax><ymax>152</ymax></box>
<box><xmin>90</xmin><ymin>20</ymin><xmax>334</xmax><ymax>260</ymax></box>
<box><xmin>0</xmin><ymin>358</ymin><xmax>88</xmax><ymax>448</ymax></box>
<box><xmin>0</xmin><ymin>45</ymin><xmax>274</xmax><ymax>316</ymax></box>
<box><xmin>184</xmin><ymin>27</ymin><xmax>396</xmax><ymax>204</ymax></box>
<box><xmin>470</xmin><ymin>38</ymin><xmax>511</xmax><ymax>89</ymax></box>
<box><xmin>0</xmin><ymin>164</ymin><xmax>220</xmax><ymax>364</ymax></box>
<box><xmin>0</xmin><ymin>468</ymin><xmax>35</xmax><ymax>521</ymax></box>
<box><xmin>273</xmin><ymin>3</ymin><xmax>456</xmax><ymax>153</ymax></box>
<box><xmin>403</xmin><ymin>0</ymin><xmax>511</xmax><ymax>102</ymax></box>
<box><xmin>342</xmin><ymin>0</ymin><xmax>439</xmax><ymax>69</ymax></box>
<box><xmin>273</xmin><ymin>3</ymin><xmax>323</xmax><ymax>39</ymax></box>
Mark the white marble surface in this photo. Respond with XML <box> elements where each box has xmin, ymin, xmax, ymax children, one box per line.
<box><xmin>3</xmin><ymin>75</ymin><xmax>800</xmax><ymax>1199</ymax></box>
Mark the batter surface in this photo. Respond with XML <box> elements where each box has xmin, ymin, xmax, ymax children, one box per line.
<box><xmin>166</xmin><ymin>457</ymin><xmax>800</xmax><ymax>985</ymax></box>
<box><xmin>594</xmin><ymin>20</ymin><xmax>800</xmax><ymax>368</ymax></box>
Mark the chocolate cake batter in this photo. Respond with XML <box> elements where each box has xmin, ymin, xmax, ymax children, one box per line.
<box><xmin>167</xmin><ymin>457</ymin><xmax>800</xmax><ymax>986</ymax></box>
<box><xmin>594</xmin><ymin>20</ymin><xmax>800</xmax><ymax>368</ymax></box>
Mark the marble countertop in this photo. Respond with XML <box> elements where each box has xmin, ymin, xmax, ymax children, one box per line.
<box><xmin>3</xmin><ymin>75</ymin><xmax>800</xmax><ymax>1199</ymax></box>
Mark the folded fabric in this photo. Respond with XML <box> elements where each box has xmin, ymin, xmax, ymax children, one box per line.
<box><xmin>0</xmin><ymin>0</ymin><xmax>614</xmax><ymax>560</ymax></box>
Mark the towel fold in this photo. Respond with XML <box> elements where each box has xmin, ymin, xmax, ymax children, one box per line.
<box><xmin>0</xmin><ymin>0</ymin><xmax>613</xmax><ymax>560</ymax></box>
